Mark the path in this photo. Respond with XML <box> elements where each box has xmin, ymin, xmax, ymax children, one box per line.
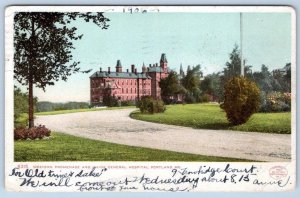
<box><xmin>36</xmin><ymin>109</ymin><xmax>291</xmax><ymax>162</ymax></box>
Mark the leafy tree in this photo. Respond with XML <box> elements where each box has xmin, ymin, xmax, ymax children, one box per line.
<box><xmin>200</xmin><ymin>72</ymin><xmax>222</xmax><ymax>102</ymax></box>
<box><xmin>181</xmin><ymin>65</ymin><xmax>203</xmax><ymax>103</ymax></box>
<box><xmin>14</xmin><ymin>12</ymin><xmax>109</xmax><ymax>127</ymax></box>
<box><xmin>284</xmin><ymin>63</ymin><xmax>291</xmax><ymax>92</ymax></box>
<box><xmin>159</xmin><ymin>71</ymin><xmax>185</xmax><ymax>103</ymax></box>
<box><xmin>181</xmin><ymin>65</ymin><xmax>202</xmax><ymax>92</ymax></box>
<box><xmin>252</xmin><ymin>65</ymin><xmax>274</xmax><ymax>93</ymax></box>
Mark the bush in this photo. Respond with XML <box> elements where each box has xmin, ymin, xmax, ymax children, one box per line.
<box><xmin>200</xmin><ymin>94</ymin><xmax>211</xmax><ymax>103</ymax></box>
<box><xmin>103</xmin><ymin>95</ymin><xmax>119</xmax><ymax>107</ymax></box>
<box><xmin>221</xmin><ymin>77</ymin><xmax>260</xmax><ymax>125</ymax></box>
<box><xmin>121</xmin><ymin>100</ymin><xmax>136</xmax><ymax>106</ymax></box>
<box><xmin>14</xmin><ymin>125</ymin><xmax>51</xmax><ymax>140</ymax></box>
<box><xmin>137</xmin><ymin>96</ymin><xmax>166</xmax><ymax>114</ymax></box>
<box><xmin>259</xmin><ymin>91</ymin><xmax>291</xmax><ymax>112</ymax></box>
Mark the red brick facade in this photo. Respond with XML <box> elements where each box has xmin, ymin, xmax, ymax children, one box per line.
<box><xmin>90</xmin><ymin>53</ymin><xmax>169</xmax><ymax>106</ymax></box>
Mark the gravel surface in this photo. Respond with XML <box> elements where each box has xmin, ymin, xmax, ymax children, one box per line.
<box><xmin>36</xmin><ymin>108</ymin><xmax>291</xmax><ymax>162</ymax></box>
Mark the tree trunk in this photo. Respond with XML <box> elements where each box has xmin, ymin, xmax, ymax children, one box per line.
<box><xmin>28</xmin><ymin>16</ymin><xmax>35</xmax><ymax>128</ymax></box>
<box><xmin>28</xmin><ymin>73</ymin><xmax>34</xmax><ymax>128</ymax></box>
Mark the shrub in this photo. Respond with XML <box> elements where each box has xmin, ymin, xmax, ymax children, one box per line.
<box><xmin>221</xmin><ymin>77</ymin><xmax>260</xmax><ymax>125</ymax></box>
<box><xmin>121</xmin><ymin>100</ymin><xmax>136</xmax><ymax>106</ymax></box>
<box><xmin>14</xmin><ymin>125</ymin><xmax>51</xmax><ymax>140</ymax></box>
<box><xmin>259</xmin><ymin>91</ymin><xmax>291</xmax><ymax>112</ymax></box>
<box><xmin>103</xmin><ymin>95</ymin><xmax>119</xmax><ymax>107</ymax></box>
<box><xmin>200</xmin><ymin>94</ymin><xmax>211</xmax><ymax>103</ymax></box>
<box><xmin>137</xmin><ymin>96</ymin><xmax>166</xmax><ymax>114</ymax></box>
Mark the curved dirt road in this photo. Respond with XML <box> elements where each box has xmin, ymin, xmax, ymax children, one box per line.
<box><xmin>36</xmin><ymin>108</ymin><xmax>291</xmax><ymax>162</ymax></box>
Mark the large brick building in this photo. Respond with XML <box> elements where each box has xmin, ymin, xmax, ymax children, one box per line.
<box><xmin>90</xmin><ymin>53</ymin><xmax>170</xmax><ymax>106</ymax></box>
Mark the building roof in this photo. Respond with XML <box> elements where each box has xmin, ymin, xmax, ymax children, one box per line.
<box><xmin>148</xmin><ymin>66</ymin><xmax>171</xmax><ymax>73</ymax></box>
<box><xmin>90</xmin><ymin>71</ymin><xmax>151</xmax><ymax>79</ymax></box>
<box><xmin>148</xmin><ymin>66</ymin><xmax>164</xmax><ymax>73</ymax></box>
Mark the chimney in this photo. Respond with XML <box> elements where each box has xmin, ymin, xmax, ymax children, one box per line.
<box><xmin>156</xmin><ymin>63</ymin><xmax>158</xmax><ymax>67</ymax></box>
<box><xmin>100</xmin><ymin>67</ymin><xmax>102</xmax><ymax>72</ymax></box>
<box><xmin>126</xmin><ymin>69</ymin><xmax>129</xmax><ymax>73</ymax></box>
<box><xmin>149</xmin><ymin>64</ymin><xmax>152</xmax><ymax>67</ymax></box>
<box><xmin>108</xmin><ymin>67</ymin><xmax>110</xmax><ymax>74</ymax></box>
<box><xmin>131</xmin><ymin>64</ymin><xmax>135</xmax><ymax>73</ymax></box>
<box><xmin>134</xmin><ymin>68</ymin><xmax>137</xmax><ymax>74</ymax></box>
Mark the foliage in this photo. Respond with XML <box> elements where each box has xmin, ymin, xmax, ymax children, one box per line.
<box><xmin>131</xmin><ymin>104</ymin><xmax>291</xmax><ymax>134</ymax></box>
<box><xmin>103</xmin><ymin>95</ymin><xmax>119</xmax><ymax>107</ymax></box>
<box><xmin>137</xmin><ymin>96</ymin><xmax>166</xmax><ymax>114</ymax></box>
<box><xmin>252</xmin><ymin>63</ymin><xmax>291</xmax><ymax>94</ymax></box>
<box><xmin>200</xmin><ymin>73</ymin><xmax>222</xmax><ymax>102</ymax></box>
<box><xmin>14</xmin><ymin>87</ymin><xmax>37</xmax><ymax>127</ymax></box>
<box><xmin>181</xmin><ymin>65</ymin><xmax>202</xmax><ymax>93</ymax></box>
<box><xmin>15</xmin><ymin>113</ymin><xmax>28</xmax><ymax>128</ymax></box>
<box><xmin>36</xmin><ymin>101</ymin><xmax>90</xmax><ymax>112</ymax></box>
<box><xmin>260</xmin><ymin>91</ymin><xmax>291</xmax><ymax>112</ymax></box>
<box><xmin>15</xmin><ymin>132</ymin><xmax>247</xmax><ymax>162</ymax></box>
<box><xmin>223</xmin><ymin>45</ymin><xmax>242</xmax><ymax>81</ymax></box>
<box><xmin>14</xmin><ymin>125</ymin><xmax>51</xmax><ymax>140</ymax></box>
<box><xmin>199</xmin><ymin>94</ymin><xmax>210</xmax><ymax>103</ymax></box>
<box><xmin>181</xmin><ymin>65</ymin><xmax>203</xmax><ymax>103</ymax></box>
<box><xmin>14</xmin><ymin>87</ymin><xmax>29</xmax><ymax>121</ymax></box>
<box><xmin>121</xmin><ymin>100</ymin><xmax>136</xmax><ymax>106</ymax></box>
<box><xmin>159</xmin><ymin>71</ymin><xmax>185</xmax><ymax>104</ymax></box>
<box><xmin>221</xmin><ymin>77</ymin><xmax>261</xmax><ymax>125</ymax></box>
<box><xmin>14</xmin><ymin>12</ymin><xmax>109</xmax><ymax>127</ymax></box>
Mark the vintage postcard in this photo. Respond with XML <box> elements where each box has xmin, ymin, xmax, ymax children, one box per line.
<box><xmin>5</xmin><ymin>6</ymin><xmax>296</xmax><ymax>192</ymax></box>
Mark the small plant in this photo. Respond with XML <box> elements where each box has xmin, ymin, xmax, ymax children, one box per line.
<box><xmin>221</xmin><ymin>77</ymin><xmax>260</xmax><ymax>125</ymax></box>
<box><xmin>14</xmin><ymin>125</ymin><xmax>51</xmax><ymax>140</ymax></box>
<box><xmin>137</xmin><ymin>96</ymin><xmax>166</xmax><ymax>114</ymax></box>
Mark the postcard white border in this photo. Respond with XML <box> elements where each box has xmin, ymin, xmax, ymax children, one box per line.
<box><xmin>4</xmin><ymin>5</ymin><xmax>296</xmax><ymax>192</ymax></box>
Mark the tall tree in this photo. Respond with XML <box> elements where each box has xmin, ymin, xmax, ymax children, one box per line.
<box><xmin>200</xmin><ymin>72</ymin><xmax>222</xmax><ymax>102</ymax></box>
<box><xmin>181</xmin><ymin>65</ymin><xmax>202</xmax><ymax>92</ymax></box>
<box><xmin>252</xmin><ymin>65</ymin><xmax>274</xmax><ymax>93</ymax></box>
<box><xmin>14</xmin><ymin>12</ymin><xmax>109</xmax><ymax>127</ymax></box>
<box><xmin>159</xmin><ymin>71</ymin><xmax>185</xmax><ymax>103</ymax></box>
<box><xmin>223</xmin><ymin>44</ymin><xmax>241</xmax><ymax>82</ymax></box>
<box><xmin>181</xmin><ymin>65</ymin><xmax>203</xmax><ymax>103</ymax></box>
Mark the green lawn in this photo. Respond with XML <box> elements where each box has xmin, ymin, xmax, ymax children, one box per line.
<box><xmin>36</xmin><ymin>106</ymin><xmax>135</xmax><ymax>116</ymax></box>
<box><xmin>130</xmin><ymin>104</ymin><xmax>291</xmax><ymax>134</ymax></box>
<box><xmin>14</xmin><ymin>132</ymin><xmax>249</xmax><ymax>162</ymax></box>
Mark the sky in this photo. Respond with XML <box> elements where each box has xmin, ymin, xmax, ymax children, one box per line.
<box><xmin>17</xmin><ymin>12</ymin><xmax>291</xmax><ymax>102</ymax></box>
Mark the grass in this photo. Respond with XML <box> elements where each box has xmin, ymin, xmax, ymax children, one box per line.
<box><xmin>14</xmin><ymin>132</ymin><xmax>249</xmax><ymax>162</ymax></box>
<box><xmin>35</xmin><ymin>106</ymin><xmax>135</xmax><ymax>116</ymax></box>
<box><xmin>130</xmin><ymin>103</ymin><xmax>291</xmax><ymax>134</ymax></box>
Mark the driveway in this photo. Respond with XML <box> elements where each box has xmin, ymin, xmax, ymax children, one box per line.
<box><xmin>36</xmin><ymin>108</ymin><xmax>291</xmax><ymax>162</ymax></box>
